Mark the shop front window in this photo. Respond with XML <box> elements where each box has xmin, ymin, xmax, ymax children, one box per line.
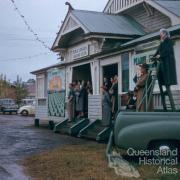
<box><xmin>121</xmin><ymin>53</ymin><xmax>129</xmax><ymax>92</ymax></box>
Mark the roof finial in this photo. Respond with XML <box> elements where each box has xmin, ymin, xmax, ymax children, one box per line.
<box><xmin>65</xmin><ymin>2</ymin><xmax>74</xmax><ymax>11</ymax></box>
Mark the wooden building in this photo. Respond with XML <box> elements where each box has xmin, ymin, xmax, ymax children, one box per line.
<box><xmin>32</xmin><ymin>0</ymin><xmax>180</xmax><ymax>123</ymax></box>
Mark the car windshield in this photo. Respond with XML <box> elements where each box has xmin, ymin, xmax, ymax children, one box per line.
<box><xmin>21</xmin><ymin>99</ymin><xmax>35</xmax><ymax>106</ymax></box>
<box><xmin>0</xmin><ymin>99</ymin><xmax>15</xmax><ymax>105</ymax></box>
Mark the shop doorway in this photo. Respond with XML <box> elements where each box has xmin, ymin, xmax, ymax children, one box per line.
<box><xmin>72</xmin><ymin>63</ymin><xmax>92</xmax><ymax>83</ymax></box>
<box><xmin>72</xmin><ymin>63</ymin><xmax>92</xmax><ymax>118</ymax></box>
<box><xmin>103</xmin><ymin>63</ymin><xmax>118</xmax><ymax>117</ymax></box>
<box><xmin>103</xmin><ymin>63</ymin><xmax>118</xmax><ymax>88</ymax></box>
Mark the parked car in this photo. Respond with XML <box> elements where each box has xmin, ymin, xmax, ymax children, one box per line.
<box><xmin>20</xmin><ymin>98</ymin><xmax>35</xmax><ymax>107</ymax></box>
<box><xmin>0</xmin><ymin>98</ymin><xmax>18</xmax><ymax>114</ymax></box>
<box><xmin>18</xmin><ymin>102</ymin><xmax>35</xmax><ymax>116</ymax></box>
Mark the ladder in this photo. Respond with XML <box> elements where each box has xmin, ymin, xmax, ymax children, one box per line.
<box><xmin>137</xmin><ymin>58</ymin><xmax>176</xmax><ymax>112</ymax></box>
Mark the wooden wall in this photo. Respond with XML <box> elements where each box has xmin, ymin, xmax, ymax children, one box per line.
<box><xmin>105</xmin><ymin>0</ymin><xmax>140</xmax><ymax>14</ymax></box>
<box><xmin>35</xmin><ymin>98</ymin><xmax>48</xmax><ymax>120</ymax></box>
<box><xmin>124</xmin><ymin>4</ymin><xmax>171</xmax><ymax>33</ymax></box>
<box><xmin>88</xmin><ymin>95</ymin><xmax>102</xmax><ymax>121</ymax></box>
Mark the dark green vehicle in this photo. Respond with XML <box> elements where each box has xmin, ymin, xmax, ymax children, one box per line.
<box><xmin>109</xmin><ymin>60</ymin><xmax>180</xmax><ymax>154</ymax></box>
<box><xmin>114</xmin><ymin>112</ymin><xmax>180</xmax><ymax>151</ymax></box>
<box><xmin>0</xmin><ymin>98</ymin><xmax>18</xmax><ymax>114</ymax></box>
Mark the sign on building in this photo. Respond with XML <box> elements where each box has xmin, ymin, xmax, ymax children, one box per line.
<box><xmin>72</xmin><ymin>45</ymin><xmax>89</xmax><ymax>60</ymax></box>
<box><xmin>130</xmin><ymin>50</ymin><xmax>156</xmax><ymax>89</ymax></box>
<box><xmin>47</xmin><ymin>68</ymin><xmax>66</xmax><ymax>117</ymax></box>
<box><xmin>133</xmin><ymin>50</ymin><xmax>156</xmax><ymax>75</ymax></box>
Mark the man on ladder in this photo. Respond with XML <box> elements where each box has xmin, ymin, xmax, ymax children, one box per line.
<box><xmin>153</xmin><ymin>28</ymin><xmax>177</xmax><ymax>111</ymax></box>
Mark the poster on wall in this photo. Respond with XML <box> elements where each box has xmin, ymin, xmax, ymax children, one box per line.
<box><xmin>47</xmin><ymin>68</ymin><xmax>65</xmax><ymax>92</ymax></box>
<box><xmin>47</xmin><ymin>68</ymin><xmax>65</xmax><ymax>117</ymax></box>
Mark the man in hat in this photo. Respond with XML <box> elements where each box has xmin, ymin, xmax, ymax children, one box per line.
<box><xmin>135</xmin><ymin>63</ymin><xmax>152</xmax><ymax>112</ymax></box>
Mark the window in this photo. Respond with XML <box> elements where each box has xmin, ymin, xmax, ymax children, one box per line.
<box><xmin>37</xmin><ymin>75</ymin><xmax>45</xmax><ymax>98</ymax></box>
<box><xmin>121</xmin><ymin>53</ymin><xmax>129</xmax><ymax>92</ymax></box>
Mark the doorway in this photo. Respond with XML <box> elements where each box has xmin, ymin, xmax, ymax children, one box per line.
<box><xmin>103</xmin><ymin>63</ymin><xmax>118</xmax><ymax>116</ymax></box>
<box><xmin>103</xmin><ymin>63</ymin><xmax>118</xmax><ymax>88</ymax></box>
<box><xmin>72</xmin><ymin>63</ymin><xmax>92</xmax><ymax>83</ymax></box>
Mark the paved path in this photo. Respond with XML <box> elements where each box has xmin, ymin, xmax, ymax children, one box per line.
<box><xmin>0</xmin><ymin>115</ymin><xmax>88</xmax><ymax>180</ymax></box>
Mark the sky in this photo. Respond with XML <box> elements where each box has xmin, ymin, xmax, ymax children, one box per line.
<box><xmin>0</xmin><ymin>0</ymin><xmax>107</xmax><ymax>82</ymax></box>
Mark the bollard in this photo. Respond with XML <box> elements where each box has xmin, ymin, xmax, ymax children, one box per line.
<box><xmin>48</xmin><ymin>120</ymin><xmax>54</xmax><ymax>130</ymax></box>
<box><xmin>34</xmin><ymin>118</ymin><xmax>39</xmax><ymax>127</ymax></box>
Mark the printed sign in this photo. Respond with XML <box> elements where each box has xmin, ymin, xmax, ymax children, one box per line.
<box><xmin>47</xmin><ymin>68</ymin><xmax>65</xmax><ymax>117</ymax></box>
<box><xmin>132</xmin><ymin>50</ymin><xmax>155</xmax><ymax>77</ymax></box>
<box><xmin>47</xmin><ymin>68</ymin><xmax>65</xmax><ymax>92</ymax></box>
<box><xmin>72</xmin><ymin>45</ymin><xmax>89</xmax><ymax>60</ymax></box>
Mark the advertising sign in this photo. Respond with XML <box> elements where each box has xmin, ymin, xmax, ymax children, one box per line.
<box><xmin>47</xmin><ymin>68</ymin><xmax>65</xmax><ymax>92</ymax></box>
<box><xmin>132</xmin><ymin>50</ymin><xmax>155</xmax><ymax>77</ymax></box>
<box><xmin>47</xmin><ymin>68</ymin><xmax>65</xmax><ymax>117</ymax></box>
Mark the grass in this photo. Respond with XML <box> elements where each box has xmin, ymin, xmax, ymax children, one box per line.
<box><xmin>23</xmin><ymin>143</ymin><xmax>180</xmax><ymax>180</ymax></box>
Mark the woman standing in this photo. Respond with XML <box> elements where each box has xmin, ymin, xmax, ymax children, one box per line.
<box><xmin>153</xmin><ymin>28</ymin><xmax>177</xmax><ymax>86</ymax></box>
<box><xmin>74</xmin><ymin>84</ymin><xmax>81</xmax><ymax>118</ymax></box>
<box><xmin>153</xmin><ymin>28</ymin><xmax>177</xmax><ymax>110</ymax></box>
<box><xmin>101</xmin><ymin>86</ymin><xmax>112</xmax><ymax>126</ymax></box>
<box><xmin>78</xmin><ymin>81</ymin><xmax>88</xmax><ymax>118</ymax></box>
<box><xmin>135</xmin><ymin>64</ymin><xmax>150</xmax><ymax>112</ymax></box>
<box><xmin>109</xmin><ymin>75</ymin><xmax>118</xmax><ymax>118</ymax></box>
<box><xmin>67</xmin><ymin>83</ymin><xmax>75</xmax><ymax>122</ymax></box>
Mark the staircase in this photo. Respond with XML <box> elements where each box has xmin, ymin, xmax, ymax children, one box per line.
<box><xmin>53</xmin><ymin>118</ymin><xmax>89</xmax><ymax>136</ymax></box>
<box><xmin>78</xmin><ymin>120</ymin><xmax>112</xmax><ymax>142</ymax></box>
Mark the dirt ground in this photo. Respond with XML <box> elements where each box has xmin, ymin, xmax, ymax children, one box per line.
<box><xmin>23</xmin><ymin>144</ymin><xmax>180</xmax><ymax>180</ymax></box>
<box><xmin>0</xmin><ymin>115</ymin><xmax>89</xmax><ymax>180</ymax></box>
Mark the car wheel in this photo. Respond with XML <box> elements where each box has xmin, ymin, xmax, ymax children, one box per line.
<box><xmin>21</xmin><ymin>110</ymin><xmax>29</xmax><ymax>116</ymax></box>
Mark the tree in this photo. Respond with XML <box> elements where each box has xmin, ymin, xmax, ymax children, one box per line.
<box><xmin>14</xmin><ymin>75</ymin><xmax>28</xmax><ymax>106</ymax></box>
<box><xmin>0</xmin><ymin>74</ymin><xmax>29</xmax><ymax>106</ymax></box>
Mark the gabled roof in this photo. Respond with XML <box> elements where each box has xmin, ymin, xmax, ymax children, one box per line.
<box><xmin>34</xmin><ymin>24</ymin><xmax>180</xmax><ymax>74</ymax></box>
<box><xmin>52</xmin><ymin>9</ymin><xmax>146</xmax><ymax>50</ymax></box>
<box><xmin>154</xmin><ymin>0</ymin><xmax>180</xmax><ymax>17</ymax></box>
<box><xmin>71</xmin><ymin>10</ymin><xmax>145</xmax><ymax>36</ymax></box>
<box><xmin>104</xmin><ymin>0</ymin><xmax>180</xmax><ymax>24</ymax></box>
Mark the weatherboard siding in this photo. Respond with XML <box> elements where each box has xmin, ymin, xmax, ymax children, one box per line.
<box><xmin>125</xmin><ymin>4</ymin><xmax>171</xmax><ymax>33</ymax></box>
<box><xmin>88</xmin><ymin>95</ymin><xmax>102</xmax><ymax>121</ymax></box>
<box><xmin>35</xmin><ymin>99</ymin><xmax>48</xmax><ymax>120</ymax></box>
<box><xmin>106</xmin><ymin>0</ymin><xmax>140</xmax><ymax>14</ymax></box>
<box><xmin>166</xmin><ymin>91</ymin><xmax>180</xmax><ymax>110</ymax></box>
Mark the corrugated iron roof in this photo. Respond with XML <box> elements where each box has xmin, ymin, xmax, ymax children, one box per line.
<box><xmin>31</xmin><ymin>62</ymin><xmax>65</xmax><ymax>74</ymax></box>
<box><xmin>154</xmin><ymin>0</ymin><xmax>180</xmax><ymax>17</ymax></box>
<box><xmin>71</xmin><ymin>10</ymin><xmax>145</xmax><ymax>36</ymax></box>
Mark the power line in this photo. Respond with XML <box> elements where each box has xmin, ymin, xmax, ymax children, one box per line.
<box><xmin>0</xmin><ymin>52</ymin><xmax>55</xmax><ymax>62</ymax></box>
<box><xmin>1</xmin><ymin>38</ymin><xmax>53</xmax><ymax>42</ymax></box>
<box><xmin>9</xmin><ymin>0</ymin><xmax>52</xmax><ymax>51</ymax></box>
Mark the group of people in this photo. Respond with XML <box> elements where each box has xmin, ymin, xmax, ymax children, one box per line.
<box><xmin>101</xmin><ymin>28</ymin><xmax>177</xmax><ymax>126</ymax></box>
<box><xmin>67</xmin><ymin>28</ymin><xmax>177</xmax><ymax>126</ymax></box>
<box><xmin>101</xmin><ymin>75</ymin><xmax>118</xmax><ymax>126</ymax></box>
<box><xmin>103</xmin><ymin>75</ymin><xmax>118</xmax><ymax>117</ymax></box>
<box><xmin>67</xmin><ymin>81</ymin><xmax>92</xmax><ymax>121</ymax></box>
